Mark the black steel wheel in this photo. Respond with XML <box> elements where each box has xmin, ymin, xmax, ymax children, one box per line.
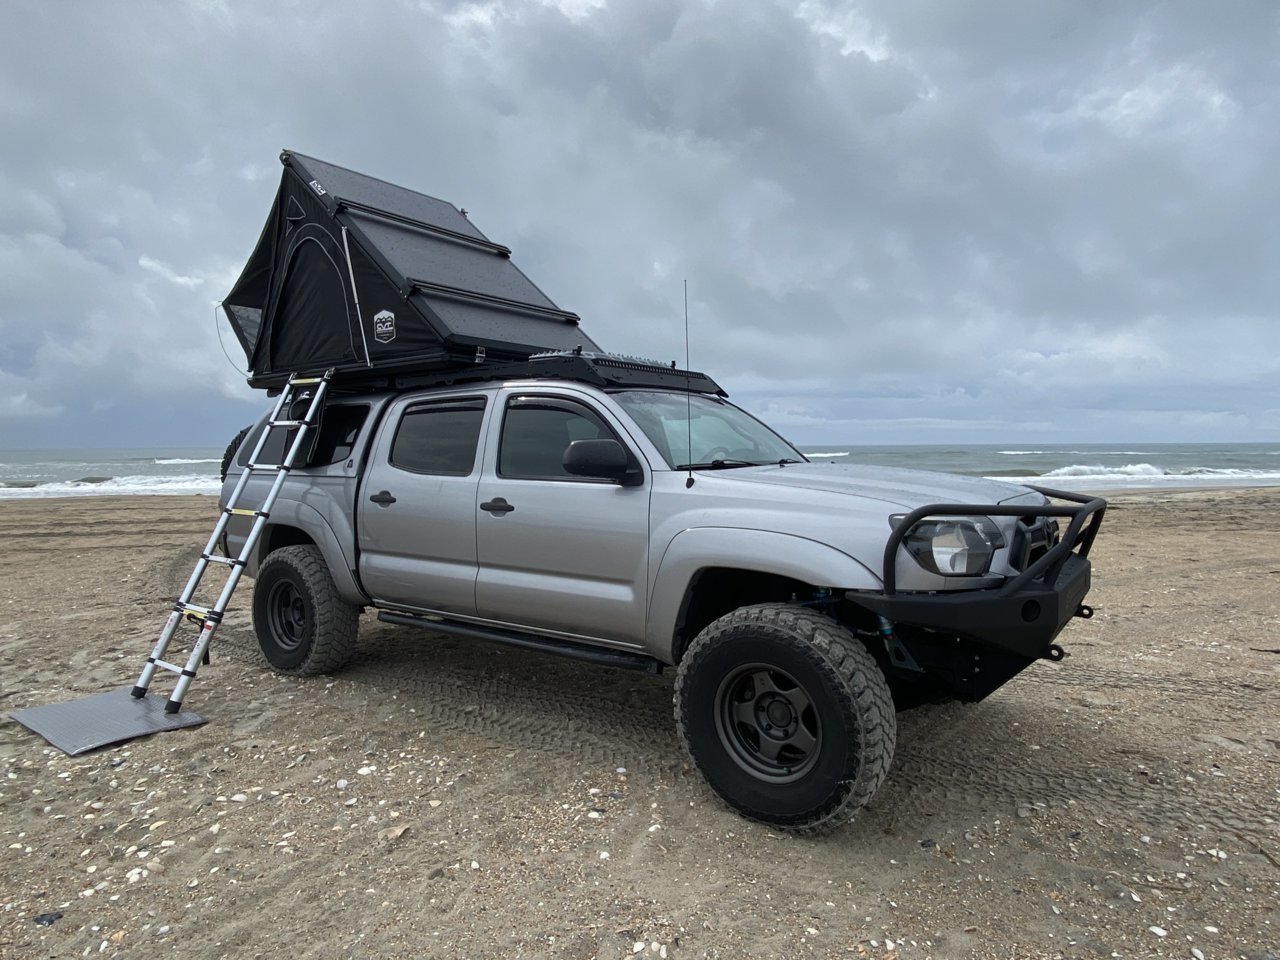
<box><xmin>675</xmin><ymin>603</ymin><xmax>896</xmax><ymax>833</ymax></box>
<box><xmin>252</xmin><ymin>545</ymin><xmax>358</xmax><ymax>676</ymax></box>
<box><xmin>715</xmin><ymin>662</ymin><xmax>822</xmax><ymax>783</ymax></box>
<box><xmin>264</xmin><ymin>579</ymin><xmax>308</xmax><ymax>653</ymax></box>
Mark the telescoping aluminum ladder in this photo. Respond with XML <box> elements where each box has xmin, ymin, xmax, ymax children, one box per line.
<box><xmin>131</xmin><ymin>371</ymin><xmax>333</xmax><ymax>714</ymax></box>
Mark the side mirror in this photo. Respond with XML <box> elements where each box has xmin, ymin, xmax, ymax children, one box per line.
<box><xmin>563</xmin><ymin>439</ymin><xmax>641</xmax><ymax>485</ymax></box>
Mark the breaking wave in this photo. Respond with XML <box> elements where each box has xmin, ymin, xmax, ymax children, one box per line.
<box><xmin>0</xmin><ymin>475</ymin><xmax>220</xmax><ymax>499</ymax></box>
<box><xmin>1042</xmin><ymin>463</ymin><xmax>1167</xmax><ymax>478</ymax></box>
<box><xmin>999</xmin><ymin>450</ymin><xmax>1157</xmax><ymax>456</ymax></box>
<box><xmin>1000</xmin><ymin>463</ymin><xmax>1280</xmax><ymax>488</ymax></box>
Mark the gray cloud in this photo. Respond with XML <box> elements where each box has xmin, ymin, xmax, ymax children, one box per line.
<box><xmin>1</xmin><ymin>0</ymin><xmax>1276</xmax><ymax>447</ymax></box>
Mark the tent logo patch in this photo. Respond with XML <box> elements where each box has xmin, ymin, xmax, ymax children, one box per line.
<box><xmin>374</xmin><ymin>310</ymin><xmax>396</xmax><ymax>343</ymax></box>
<box><xmin>309</xmin><ymin>179</ymin><xmax>327</xmax><ymax>196</ymax></box>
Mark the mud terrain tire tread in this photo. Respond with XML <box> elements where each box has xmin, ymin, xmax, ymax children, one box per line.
<box><xmin>674</xmin><ymin>602</ymin><xmax>896</xmax><ymax>834</ymax></box>
<box><xmin>253</xmin><ymin>544</ymin><xmax>359</xmax><ymax>677</ymax></box>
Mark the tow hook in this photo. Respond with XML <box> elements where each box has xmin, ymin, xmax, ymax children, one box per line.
<box><xmin>877</xmin><ymin>616</ymin><xmax>923</xmax><ymax>673</ymax></box>
<box><xmin>1046</xmin><ymin>644</ymin><xmax>1066</xmax><ymax>662</ymax></box>
<box><xmin>1075</xmin><ymin>604</ymin><xmax>1094</xmax><ymax>619</ymax></box>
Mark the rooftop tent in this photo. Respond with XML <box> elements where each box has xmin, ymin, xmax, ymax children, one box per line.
<box><xmin>223</xmin><ymin>151</ymin><xmax>600</xmax><ymax>388</ymax></box>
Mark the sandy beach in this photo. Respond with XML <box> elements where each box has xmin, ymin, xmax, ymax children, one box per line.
<box><xmin>1</xmin><ymin>489</ymin><xmax>1277</xmax><ymax>959</ymax></box>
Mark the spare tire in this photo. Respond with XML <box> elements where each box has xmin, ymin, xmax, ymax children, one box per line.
<box><xmin>220</xmin><ymin>426</ymin><xmax>252</xmax><ymax>482</ymax></box>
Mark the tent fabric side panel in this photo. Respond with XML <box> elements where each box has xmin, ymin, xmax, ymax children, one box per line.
<box><xmin>348</xmin><ymin>241</ymin><xmax>450</xmax><ymax>367</ymax></box>
<box><xmin>248</xmin><ymin>172</ymin><xmax>368</xmax><ymax>379</ymax></box>
<box><xmin>222</xmin><ymin>186</ymin><xmax>283</xmax><ymax>360</ymax></box>
<box><xmin>267</xmin><ymin>230</ymin><xmax>361</xmax><ymax>372</ymax></box>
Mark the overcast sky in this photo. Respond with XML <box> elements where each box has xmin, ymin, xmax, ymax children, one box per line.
<box><xmin>2</xmin><ymin>0</ymin><xmax>1277</xmax><ymax>448</ymax></box>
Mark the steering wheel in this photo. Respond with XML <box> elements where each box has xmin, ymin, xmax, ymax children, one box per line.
<box><xmin>704</xmin><ymin>446</ymin><xmax>735</xmax><ymax>461</ymax></box>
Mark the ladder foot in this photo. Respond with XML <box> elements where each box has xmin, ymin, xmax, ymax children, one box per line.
<box><xmin>164</xmin><ymin>699</ymin><xmax>183</xmax><ymax>715</ymax></box>
<box><xmin>130</xmin><ymin>686</ymin><xmax>148</xmax><ymax>699</ymax></box>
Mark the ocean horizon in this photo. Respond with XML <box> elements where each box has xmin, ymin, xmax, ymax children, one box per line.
<box><xmin>1</xmin><ymin>441</ymin><xmax>1278</xmax><ymax>499</ymax></box>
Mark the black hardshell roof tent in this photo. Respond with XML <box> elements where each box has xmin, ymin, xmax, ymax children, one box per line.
<box><xmin>223</xmin><ymin>151</ymin><xmax>600</xmax><ymax>389</ymax></box>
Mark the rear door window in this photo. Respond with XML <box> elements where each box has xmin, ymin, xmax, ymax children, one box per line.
<box><xmin>390</xmin><ymin>398</ymin><xmax>487</xmax><ymax>476</ymax></box>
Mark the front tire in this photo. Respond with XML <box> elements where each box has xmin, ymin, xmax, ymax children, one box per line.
<box><xmin>252</xmin><ymin>545</ymin><xmax>358</xmax><ymax>676</ymax></box>
<box><xmin>674</xmin><ymin>603</ymin><xmax>896</xmax><ymax>833</ymax></box>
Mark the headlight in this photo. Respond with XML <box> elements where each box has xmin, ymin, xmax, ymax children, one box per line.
<box><xmin>890</xmin><ymin>515</ymin><xmax>1007</xmax><ymax>577</ymax></box>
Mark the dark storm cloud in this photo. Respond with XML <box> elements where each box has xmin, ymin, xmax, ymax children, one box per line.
<box><xmin>1</xmin><ymin>0</ymin><xmax>1276</xmax><ymax>445</ymax></box>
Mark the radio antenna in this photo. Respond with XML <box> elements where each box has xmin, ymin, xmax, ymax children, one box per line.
<box><xmin>684</xmin><ymin>280</ymin><xmax>694</xmax><ymax>489</ymax></box>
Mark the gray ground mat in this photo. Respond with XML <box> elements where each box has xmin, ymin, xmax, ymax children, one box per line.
<box><xmin>9</xmin><ymin>687</ymin><xmax>206</xmax><ymax>755</ymax></box>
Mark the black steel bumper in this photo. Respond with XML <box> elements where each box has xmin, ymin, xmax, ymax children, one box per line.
<box><xmin>850</xmin><ymin>486</ymin><xmax>1107</xmax><ymax>660</ymax></box>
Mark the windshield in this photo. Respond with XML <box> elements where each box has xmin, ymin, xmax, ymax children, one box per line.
<box><xmin>612</xmin><ymin>391</ymin><xmax>806</xmax><ymax>469</ymax></box>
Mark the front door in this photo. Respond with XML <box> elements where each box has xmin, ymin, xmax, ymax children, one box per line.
<box><xmin>475</xmin><ymin>391</ymin><xmax>650</xmax><ymax>646</ymax></box>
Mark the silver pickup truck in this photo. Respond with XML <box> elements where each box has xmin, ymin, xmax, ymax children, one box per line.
<box><xmin>221</xmin><ymin>352</ymin><xmax>1105</xmax><ymax>833</ymax></box>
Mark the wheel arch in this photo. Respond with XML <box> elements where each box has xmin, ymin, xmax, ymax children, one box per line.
<box><xmin>249</xmin><ymin>501</ymin><xmax>367</xmax><ymax>606</ymax></box>
<box><xmin>648</xmin><ymin>528</ymin><xmax>881</xmax><ymax>664</ymax></box>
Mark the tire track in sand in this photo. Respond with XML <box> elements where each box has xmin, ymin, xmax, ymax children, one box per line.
<box><xmin>210</xmin><ymin>622</ymin><xmax>1280</xmax><ymax>839</ymax></box>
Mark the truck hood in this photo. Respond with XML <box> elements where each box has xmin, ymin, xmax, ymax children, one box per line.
<box><xmin>713</xmin><ymin>462</ymin><xmax>1040</xmax><ymax>510</ymax></box>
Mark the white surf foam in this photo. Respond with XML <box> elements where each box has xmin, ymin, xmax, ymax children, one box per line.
<box><xmin>0</xmin><ymin>475</ymin><xmax>221</xmax><ymax>499</ymax></box>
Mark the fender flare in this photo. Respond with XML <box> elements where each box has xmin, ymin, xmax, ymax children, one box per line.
<box><xmin>646</xmin><ymin>527</ymin><xmax>881</xmax><ymax>662</ymax></box>
<box><xmin>251</xmin><ymin>500</ymin><xmax>368</xmax><ymax>606</ymax></box>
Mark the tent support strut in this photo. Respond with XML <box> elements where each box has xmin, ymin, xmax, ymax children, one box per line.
<box><xmin>342</xmin><ymin>226</ymin><xmax>372</xmax><ymax>367</ymax></box>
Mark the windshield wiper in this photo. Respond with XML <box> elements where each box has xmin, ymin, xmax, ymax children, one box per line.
<box><xmin>675</xmin><ymin>458</ymin><xmax>759</xmax><ymax>470</ymax></box>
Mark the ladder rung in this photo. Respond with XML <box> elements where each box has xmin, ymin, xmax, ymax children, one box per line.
<box><xmin>289</xmin><ymin>376</ymin><xmax>325</xmax><ymax>385</ymax></box>
<box><xmin>174</xmin><ymin>602</ymin><xmax>222</xmax><ymax>624</ymax></box>
<box><xmin>148</xmin><ymin>658</ymin><xmax>186</xmax><ymax>675</ymax></box>
<box><xmin>225</xmin><ymin>507</ymin><xmax>269</xmax><ymax>518</ymax></box>
<box><xmin>247</xmin><ymin>463</ymin><xmax>290</xmax><ymax>473</ymax></box>
<box><xmin>268</xmin><ymin>419</ymin><xmax>311</xmax><ymax>429</ymax></box>
<box><xmin>202</xmin><ymin>553</ymin><xmax>244</xmax><ymax>567</ymax></box>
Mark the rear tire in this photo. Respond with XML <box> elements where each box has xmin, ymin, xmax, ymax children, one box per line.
<box><xmin>252</xmin><ymin>545</ymin><xmax>358</xmax><ymax>676</ymax></box>
<box><xmin>674</xmin><ymin>603</ymin><xmax>896</xmax><ymax>833</ymax></box>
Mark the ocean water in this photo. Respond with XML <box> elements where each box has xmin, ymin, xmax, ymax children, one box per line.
<box><xmin>0</xmin><ymin>447</ymin><xmax>225</xmax><ymax>499</ymax></box>
<box><xmin>1</xmin><ymin>442</ymin><xmax>1278</xmax><ymax>499</ymax></box>
<box><xmin>797</xmin><ymin>443</ymin><xmax>1280</xmax><ymax>491</ymax></box>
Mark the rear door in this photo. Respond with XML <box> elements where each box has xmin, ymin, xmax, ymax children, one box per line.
<box><xmin>357</xmin><ymin>392</ymin><xmax>491</xmax><ymax>615</ymax></box>
<box><xmin>474</xmin><ymin>389</ymin><xmax>651</xmax><ymax>645</ymax></box>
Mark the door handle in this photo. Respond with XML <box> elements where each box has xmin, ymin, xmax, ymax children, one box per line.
<box><xmin>480</xmin><ymin>497</ymin><xmax>515</xmax><ymax>515</ymax></box>
<box><xmin>369</xmin><ymin>490</ymin><xmax>397</xmax><ymax>506</ymax></box>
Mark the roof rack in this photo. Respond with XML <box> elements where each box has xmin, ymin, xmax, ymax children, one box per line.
<box><xmin>387</xmin><ymin>348</ymin><xmax>727</xmax><ymax>396</ymax></box>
